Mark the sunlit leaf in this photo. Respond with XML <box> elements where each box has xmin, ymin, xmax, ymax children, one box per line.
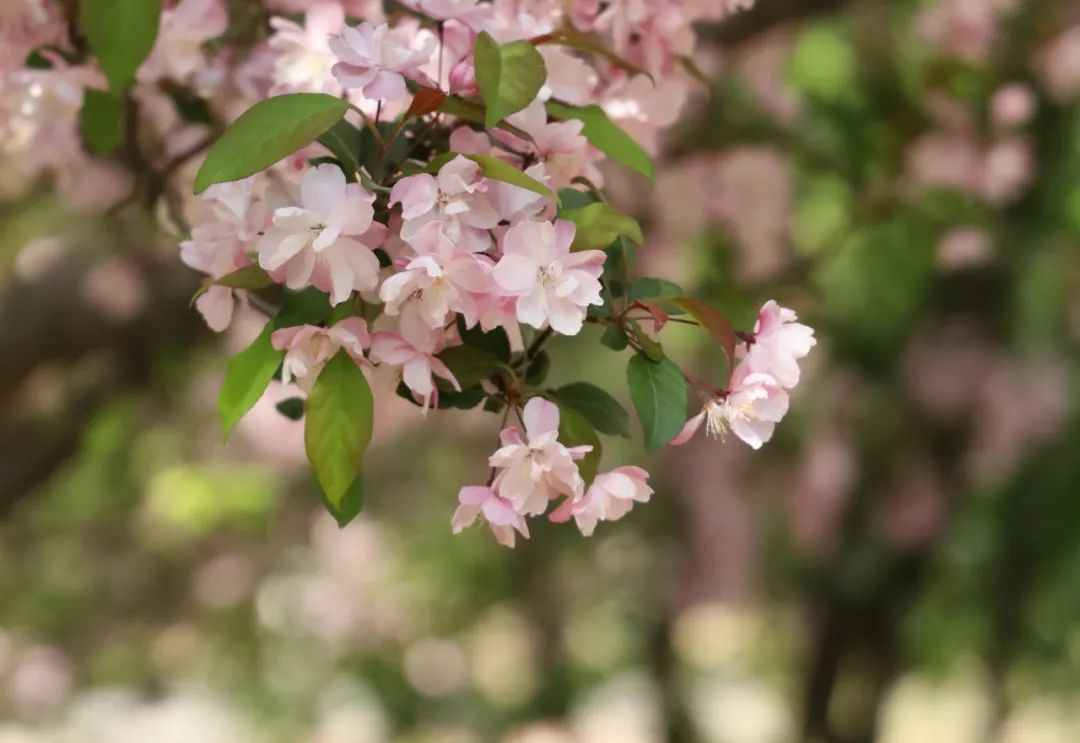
<box><xmin>305</xmin><ymin>351</ymin><xmax>374</xmax><ymax>507</ymax></box>
<box><xmin>474</xmin><ymin>31</ymin><xmax>547</xmax><ymax>129</ymax></box>
<box><xmin>546</xmin><ymin>101</ymin><xmax>653</xmax><ymax>181</ymax></box>
<box><xmin>195</xmin><ymin>94</ymin><xmax>349</xmax><ymax>193</ymax></box>
<box><xmin>218</xmin><ymin>322</ymin><xmax>283</xmax><ymax>438</ymax></box>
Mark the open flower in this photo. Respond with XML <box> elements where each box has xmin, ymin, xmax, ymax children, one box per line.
<box><xmin>451</xmin><ymin>485</ymin><xmax>529</xmax><ymax>548</ymax></box>
<box><xmin>550</xmin><ymin>466</ymin><xmax>652</xmax><ymax>536</ymax></box>
<box><xmin>741</xmin><ymin>300</ymin><xmax>816</xmax><ymax>388</ymax></box>
<box><xmin>389</xmin><ymin>155</ymin><xmax>500</xmax><ymax>252</ymax></box>
<box><xmin>489</xmin><ymin>397</ymin><xmax>591</xmax><ymax>516</ymax></box>
<box><xmin>257</xmin><ymin>164</ymin><xmax>386</xmax><ymax>305</ymax></box>
<box><xmin>672</xmin><ymin>365</ymin><xmax>790</xmax><ymax>450</ymax></box>
<box><xmin>378</xmin><ymin>221</ymin><xmax>492</xmax><ymax>328</ymax></box>
<box><xmin>369</xmin><ymin>308</ymin><xmax>460</xmax><ymax>411</ymax></box>
<box><xmin>329</xmin><ymin>21</ymin><xmax>435</xmax><ymax>100</ymax></box>
<box><xmin>492</xmin><ymin>219</ymin><xmax>605</xmax><ymax>335</ymax></box>
<box><xmin>271</xmin><ymin>317</ymin><xmax>370</xmax><ymax>392</ymax></box>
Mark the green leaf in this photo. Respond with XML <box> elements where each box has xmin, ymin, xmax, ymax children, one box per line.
<box><xmin>317</xmin><ymin>119</ymin><xmax>364</xmax><ymax>180</ymax></box>
<box><xmin>535</xmin><ymin>29</ymin><xmax>654</xmax><ymax>83</ymax></box>
<box><xmin>561</xmin><ymin>202</ymin><xmax>643</xmax><ymax>250</ymax></box>
<box><xmin>276</xmin><ymin>287</ymin><xmax>333</xmax><ymax>327</ymax></box>
<box><xmin>601</xmin><ymin>323</ymin><xmax>629</xmax><ymax>351</ymax></box>
<box><xmin>474</xmin><ymin>31</ymin><xmax>547</xmax><ymax>129</ymax></box>
<box><xmin>305</xmin><ymin>351</ymin><xmax>374</xmax><ymax>507</ymax></box>
<box><xmin>553</xmin><ymin>382</ymin><xmax>630</xmax><ymax>438</ymax></box>
<box><xmin>80</xmin><ymin>90</ymin><xmax>125</xmax><ymax>154</ymax></box>
<box><xmin>321</xmin><ymin>474</ymin><xmax>364</xmax><ymax>527</ymax></box>
<box><xmin>218</xmin><ymin>323</ymin><xmax>284</xmax><ymax>438</ymax></box>
<box><xmin>437</xmin><ymin>95</ymin><xmax>535</xmax><ymax>142</ymax></box>
<box><xmin>457</xmin><ymin>317</ymin><xmax>511</xmax><ymax>362</ymax></box>
<box><xmin>555</xmin><ymin>403</ymin><xmax>602</xmax><ymax>485</ymax></box>
<box><xmin>525</xmin><ymin>351</ymin><xmax>550</xmax><ymax>387</ymax></box>
<box><xmin>671</xmin><ymin>297</ymin><xmax>737</xmax><ymax>367</ymax></box>
<box><xmin>437</xmin><ymin>345</ymin><xmax>504</xmax><ymax>388</ymax></box>
<box><xmin>195</xmin><ymin>94</ymin><xmax>349</xmax><ymax>194</ymax></box>
<box><xmin>546</xmin><ymin>102</ymin><xmax>654</xmax><ymax>181</ymax></box>
<box><xmin>81</xmin><ymin>0</ymin><xmax>161</xmax><ymax>91</ymax></box>
<box><xmin>192</xmin><ymin>264</ymin><xmax>276</xmax><ymax>305</ymax></box>
<box><xmin>557</xmin><ymin>187</ymin><xmax>597</xmax><ymax>212</ymax></box>
<box><xmin>626</xmin><ymin>354</ymin><xmax>688</xmax><ymax>450</ymax></box>
<box><xmin>628</xmin><ymin>277</ymin><xmax>687</xmax><ymax>315</ymax></box>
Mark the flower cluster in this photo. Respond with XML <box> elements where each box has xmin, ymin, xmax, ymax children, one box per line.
<box><xmin>5</xmin><ymin>0</ymin><xmax>823</xmax><ymax>546</ymax></box>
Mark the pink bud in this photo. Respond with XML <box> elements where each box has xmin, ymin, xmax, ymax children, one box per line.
<box><xmin>448</xmin><ymin>56</ymin><xmax>478</xmax><ymax>97</ymax></box>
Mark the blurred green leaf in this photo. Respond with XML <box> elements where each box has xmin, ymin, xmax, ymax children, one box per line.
<box><xmin>80</xmin><ymin>90</ymin><xmax>124</xmax><ymax>154</ymax></box>
<box><xmin>218</xmin><ymin>323</ymin><xmax>283</xmax><ymax>438</ymax></box>
<box><xmin>81</xmin><ymin>0</ymin><xmax>161</xmax><ymax>91</ymax></box>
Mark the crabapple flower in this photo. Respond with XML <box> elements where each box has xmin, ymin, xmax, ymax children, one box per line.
<box><xmin>257</xmin><ymin>164</ymin><xmax>386</xmax><ymax>306</ymax></box>
<box><xmin>500</xmin><ymin>99</ymin><xmax>602</xmax><ymax>189</ymax></box>
<box><xmin>389</xmin><ymin>155</ymin><xmax>500</xmax><ymax>252</ymax></box>
<box><xmin>741</xmin><ymin>300</ymin><xmax>816</xmax><ymax>388</ymax></box>
<box><xmin>672</xmin><ymin>365</ymin><xmax>790</xmax><ymax>450</ymax></box>
<box><xmin>329</xmin><ymin>22</ymin><xmax>436</xmax><ymax>100</ymax></box>
<box><xmin>271</xmin><ymin>317</ymin><xmax>371</xmax><ymax>392</ymax></box>
<box><xmin>550</xmin><ymin>466</ymin><xmax>653</xmax><ymax>536</ymax></box>
<box><xmin>378</xmin><ymin>222</ymin><xmax>492</xmax><ymax>328</ymax></box>
<box><xmin>268</xmin><ymin>2</ymin><xmax>346</xmax><ymax>94</ymax></box>
<box><xmin>401</xmin><ymin>0</ymin><xmax>490</xmax><ymax>25</ymax></box>
<box><xmin>489</xmin><ymin>397</ymin><xmax>591</xmax><ymax>516</ymax></box>
<box><xmin>451</xmin><ymin>485</ymin><xmax>529</xmax><ymax>548</ymax></box>
<box><xmin>179</xmin><ymin>180</ymin><xmax>267</xmax><ymax>332</ymax></box>
<box><xmin>492</xmin><ymin>220</ymin><xmax>605</xmax><ymax>336</ymax></box>
<box><xmin>369</xmin><ymin>308</ymin><xmax>461</xmax><ymax>411</ymax></box>
<box><xmin>139</xmin><ymin>0</ymin><xmax>228</xmax><ymax>84</ymax></box>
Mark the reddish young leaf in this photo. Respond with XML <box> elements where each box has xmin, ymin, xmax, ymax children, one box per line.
<box><xmin>632</xmin><ymin>299</ymin><xmax>669</xmax><ymax>333</ymax></box>
<box><xmin>405</xmin><ymin>87</ymin><xmax>447</xmax><ymax>119</ymax></box>
<box><xmin>671</xmin><ymin>297</ymin><xmax>737</xmax><ymax>365</ymax></box>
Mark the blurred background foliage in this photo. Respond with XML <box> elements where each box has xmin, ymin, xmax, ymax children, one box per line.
<box><xmin>4</xmin><ymin>0</ymin><xmax>1080</xmax><ymax>741</ymax></box>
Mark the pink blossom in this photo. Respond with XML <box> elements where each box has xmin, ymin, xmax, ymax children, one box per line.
<box><xmin>269</xmin><ymin>2</ymin><xmax>347</xmax><ymax>94</ymax></box>
<box><xmin>369</xmin><ymin>308</ymin><xmax>461</xmax><ymax>411</ymax></box>
<box><xmin>500</xmin><ymin>100</ymin><xmax>602</xmax><ymax>189</ymax></box>
<box><xmin>1035</xmin><ymin>27</ymin><xmax>1080</xmax><ymax>103</ymax></box>
<box><xmin>330</xmin><ymin>21</ymin><xmax>436</xmax><ymax>100</ymax></box>
<box><xmin>741</xmin><ymin>300</ymin><xmax>816</xmax><ymax>388</ymax></box>
<box><xmin>271</xmin><ymin>317</ymin><xmax>371</xmax><ymax>392</ymax></box>
<box><xmin>492</xmin><ymin>220</ymin><xmax>605</xmax><ymax>336</ymax></box>
<box><xmin>257</xmin><ymin>164</ymin><xmax>386</xmax><ymax>305</ymax></box>
<box><xmin>990</xmin><ymin>83</ymin><xmax>1036</xmax><ymax>130</ymax></box>
<box><xmin>139</xmin><ymin>0</ymin><xmax>228</xmax><ymax>84</ymax></box>
<box><xmin>403</xmin><ymin>0</ymin><xmax>491</xmax><ymax>26</ymax></box>
<box><xmin>448</xmin><ymin>55</ymin><xmax>478</xmax><ymax>97</ymax></box>
<box><xmin>378</xmin><ymin>222</ymin><xmax>492</xmax><ymax>328</ymax></box>
<box><xmin>451</xmin><ymin>485</ymin><xmax>529</xmax><ymax>548</ymax></box>
<box><xmin>672</xmin><ymin>365</ymin><xmax>790</xmax><ymax>450</ymax></box>
<box><xmin>489</xmin><ymin>397</ymin><xmax>591</xmax><ymax>515</ymax></box>
<box><xmin>550</xmin><ymin>466</ymin><xmax>652</xmax><ymax>536</ymax></box>
<box><xmin>389</xmin><ymin>155</ymin><xmax>500</xmax><ymax>252</ymax></box>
